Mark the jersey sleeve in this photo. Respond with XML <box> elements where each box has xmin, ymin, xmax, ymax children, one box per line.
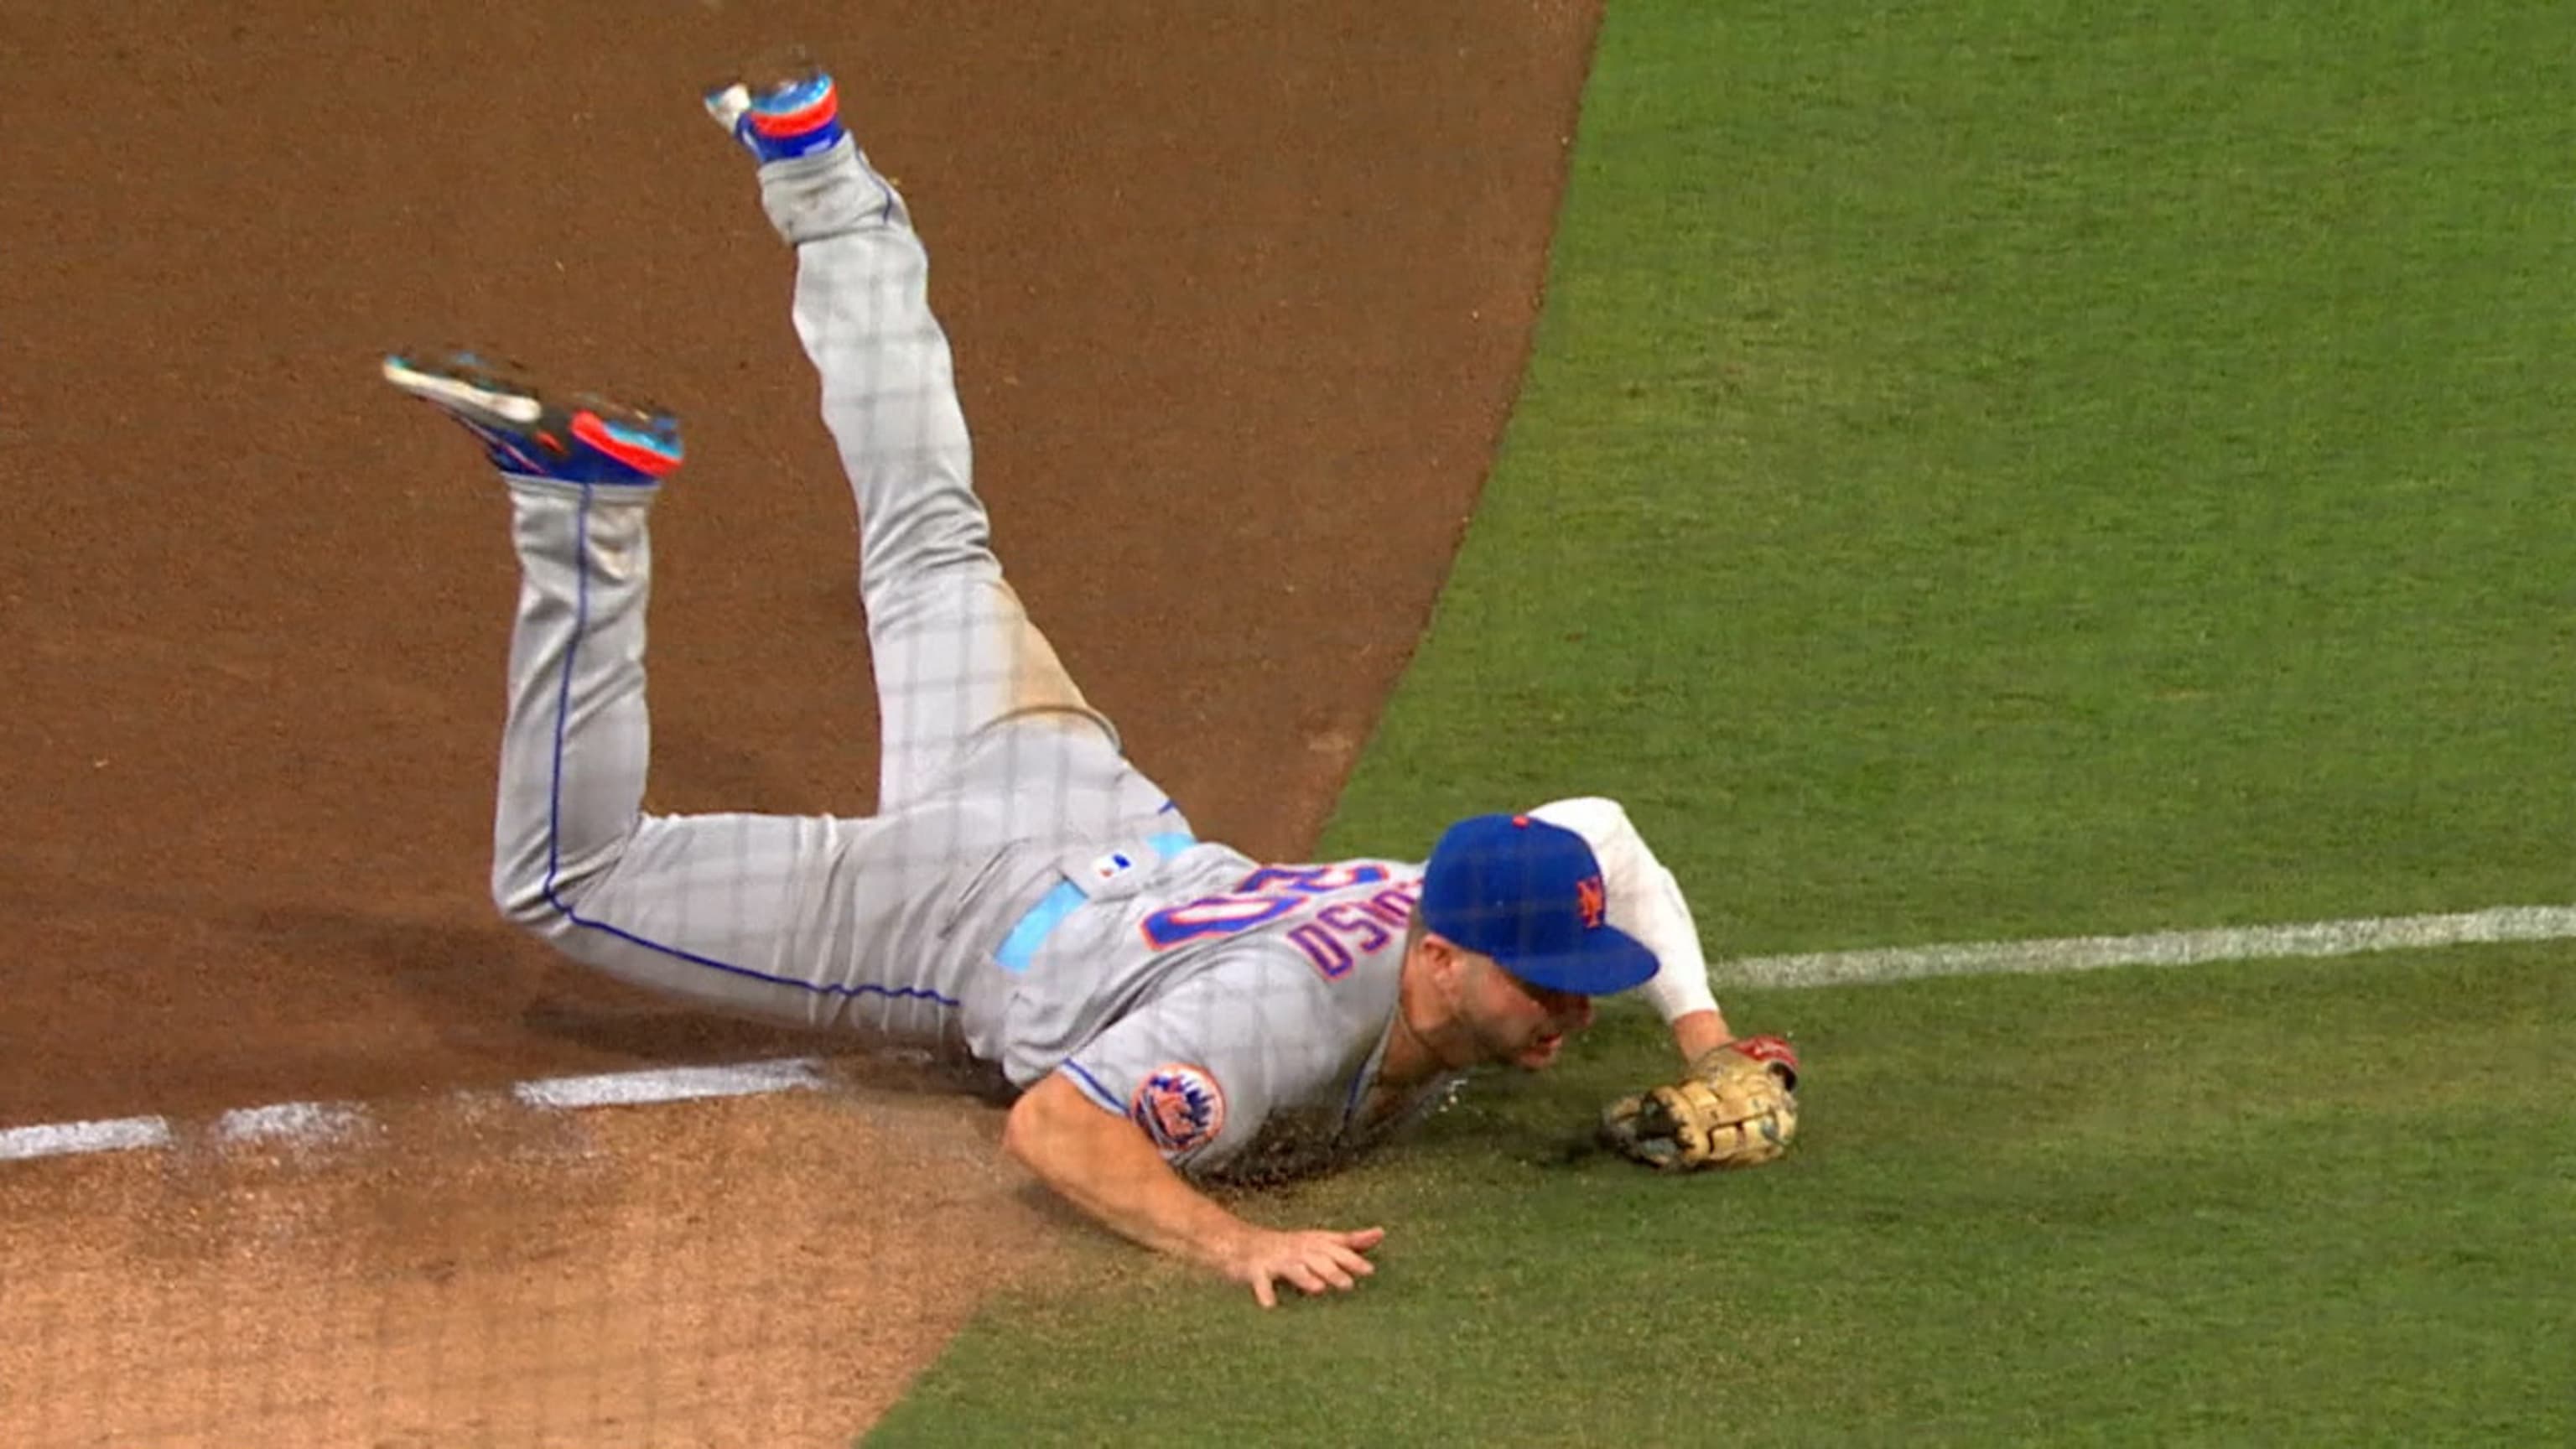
<box><xmin>1052</xmin><ymin>948</ymin><xmax>1346</xmax><ymax>1176</ymax></box>
<box><xmin>1527</xmin><ymin>796</ymin><xmax>1721</xmax><ymax>1023</ymax></box>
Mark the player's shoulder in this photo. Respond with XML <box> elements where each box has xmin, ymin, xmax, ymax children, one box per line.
<box><xmin>1187</xmin><ymin>929</ymin><xmax>1402</xmax><ymax>1029</ymax></box>
<box><xmin>1523</xmin><ymin>796</ymin><xmax>1636</xmax><ymax>834</ymax></box>
<box><xmin>1191</xmin><ymin>929</ymin><xmax>1389</xmax><ymax>987</ymax></box>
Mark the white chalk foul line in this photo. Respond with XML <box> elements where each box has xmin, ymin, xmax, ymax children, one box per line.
<box><xmin>0</xmin><ymin>1115</ymin><xmax>174</xmax><ymax>1164</ymax></box>
<box><xmin>1</xmin><ymin>1058</ymin><xmax>826</xmax><ymax>1167</ymax></box>
<box><xmin>7</xmin><ymin>906</ymin><xmax>2569</xmax><ymax>1166</ymax></box>
<box><xmin>217</xmin><ymin>1101</ymin><xmax>372</xmax><ymax>1146</ymax></box>
<box><xmin>1725</xmin><ymin>903</ymin><xmax>2576</xmax><ymax>990</ymax></box>
<box><xmin>511</xmin><ymin>1057</ymin><xmax>826</xmax><ymax>1109</ymax></box>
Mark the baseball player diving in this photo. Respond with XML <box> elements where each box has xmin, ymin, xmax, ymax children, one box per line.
<box><xmin>382</xmin><ymin>60</ymin><xmax>1801</xmax><ymax>1308</ymax></box>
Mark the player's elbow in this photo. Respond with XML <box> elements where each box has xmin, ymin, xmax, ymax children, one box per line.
<box><xmin>1002</xmin><ymin>1074</ymin><xmax>1126</xmax><ymax>1187</ymax></box>
<box><xmin>999</xmin><ymin>1089</ymin><xmax>1042</xmax><ymax>1169</ymax></box>
<box><xmin>1001</xmin><ymin>1078</ymin><xmax>1079</xmax><ymax>1176</ymax></box>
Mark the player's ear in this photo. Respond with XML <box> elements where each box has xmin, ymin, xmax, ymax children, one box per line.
<box><xmin>1416</xmin><ymin>931</ymin><xmax>1468</xmax><ymax>994</ymax></box>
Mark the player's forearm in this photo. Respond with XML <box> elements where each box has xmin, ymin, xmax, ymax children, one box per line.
<box><xmin>1527</xmin><ymin>797</ymin><xmax>1722</xmax><ymax>1025</ymax></box>
<box><xmin>1000</xmin><ymin>1079</ymin><xmax>1256</xmax><ymax>1272</ymax></box>
<box><xmin>1670</xmin><ymin>1006</ymin><xmax>1735</xmax><ymax>1062</ymax></box>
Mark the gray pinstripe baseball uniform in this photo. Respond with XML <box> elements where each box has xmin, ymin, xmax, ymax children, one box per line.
<box><xmin>484</xmin><ymin>137</ymin><xmax>1463</xmax><ymax>1180</ymax></box>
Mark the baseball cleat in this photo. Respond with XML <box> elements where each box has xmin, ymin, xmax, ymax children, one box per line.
<box><xmin>703</xmin><ymin>58</ymin><xmax>845</xmax><ymax>164</ymax></box>
<box><xmin>381</xmin><ymin>350</ymin><xmax>683</xmax><ymax>487</ymax></box>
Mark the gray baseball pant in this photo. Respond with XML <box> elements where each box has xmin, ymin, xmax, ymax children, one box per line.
<box><xmin>482</xmin><ymin>138</ymin><xmax>1180</xmax><ymax>1046</ymax></box>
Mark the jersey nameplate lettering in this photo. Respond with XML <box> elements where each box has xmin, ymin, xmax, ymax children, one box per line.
<box><xmin>1138</xmin><ymin>866</ymin><xmax>1421</xmax><ymax>980</ymax></box>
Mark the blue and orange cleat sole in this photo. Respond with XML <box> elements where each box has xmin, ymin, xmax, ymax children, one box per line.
<box><xmin>382</xmin><ymin>351</ymin><xmax>683</xmax><ymax>487</ymax></box>
<box><xmin>704</xmin><ymin>65</ymin><xmax>847</xmax><ymax>164</ymax></box>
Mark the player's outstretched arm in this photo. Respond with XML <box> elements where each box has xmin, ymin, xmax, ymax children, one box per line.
<box><xmin>1669</xmin><ymin>1007</ymin><xmax>1736</xmax><ymax>1062</ymax></box>
<box><xmin>1001</xmin><ymin>1075</ymin><xmax>1385</xmax><ymax>1306</ymax></box>
<box><xmin>1527</xmin><ymin>797</ymin><xmax>1739</xmax><ymax>1065</ymax></box>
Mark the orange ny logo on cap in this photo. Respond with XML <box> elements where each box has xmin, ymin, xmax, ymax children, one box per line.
<box><xmin>1576</xmin><ymin>875</ymin><xmax>1607</xmax><ymax>929</ymax></box>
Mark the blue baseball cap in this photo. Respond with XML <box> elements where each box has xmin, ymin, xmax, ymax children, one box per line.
<box><xmin>1418</xmin><ymin>813</ymin><xmax>1659</xmax><ymax>996</ymax></box>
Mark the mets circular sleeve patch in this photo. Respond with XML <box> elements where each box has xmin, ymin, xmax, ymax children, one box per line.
<box><xmin>1130</xmin><ymin>1064</ymin><xmax>1227</xmax><ymax>1154</ymax></box>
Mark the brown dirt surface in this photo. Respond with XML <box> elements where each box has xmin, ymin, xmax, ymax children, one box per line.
<box><xmin>0</xmin><ymin>0</ymin><xmax>1602</xmax><ymax>1441</ymax></box>
<box><xmin>0</xmin><ymin>1072</ymin><xmax>1090</xmax><ymax>1447</ymax></box>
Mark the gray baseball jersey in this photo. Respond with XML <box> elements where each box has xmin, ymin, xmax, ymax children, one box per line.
<box><xmin>995</xmin><ymin>839</ymin><xmax>1466</xmax><ymax>1180</ymax></box>
<box><xmin>481</xmin><ymin>135</ymin><xmax>1462</xmax><ymax>1181</ymax></box>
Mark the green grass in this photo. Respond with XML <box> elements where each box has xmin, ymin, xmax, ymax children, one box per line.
<box><xmin>873</xmin><ymin>947</ymin><xmax>2576</xmax><ymax>1446</ymax></box>
<box><xmin>870</xmin><ymin>1</ymin><xmax>2576</xmax><ymax>1441</ymax></box>
<box><xmin>1329</xmin><ymin>0</ymin><xmax>2576</xmax><ymax>952</ymax></box>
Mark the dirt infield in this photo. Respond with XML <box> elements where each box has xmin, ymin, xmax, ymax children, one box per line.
<box><xmin>0</xmin><ymin>1</ymin><xmax>1601</xmax><ymax>1440</ymax></box>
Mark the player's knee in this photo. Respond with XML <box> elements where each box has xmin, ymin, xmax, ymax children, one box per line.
<box><xmin>491</xmin><ymin>837</ymin><xmax>631</xmax><ymax>934</ymax></box>
<box><xmin>490</xmin><ymin>860</ymin><xmax>555</xmax><ymax>930</ymax></box>
<box><xmin>490</xmin><ymin>853</ymin><xmax>589</xmax><ymax>932</ymax></box>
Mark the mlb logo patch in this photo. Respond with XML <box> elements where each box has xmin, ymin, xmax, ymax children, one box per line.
<box><xmin>1130</xmin><ymin>1064</ymin><xmax>1226</xmax><ymax>1154</ymax></box>
<box><xmin>1089</xmin><ymin>850</ymin><xmax>1139</xmax><ymax>882</ymax></box>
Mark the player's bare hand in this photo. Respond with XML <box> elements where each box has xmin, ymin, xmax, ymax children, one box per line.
<box><xmin>1227</xmin><ymin>1226</ymin><xmax>1385</xmax><ymax>1307</ymax></box>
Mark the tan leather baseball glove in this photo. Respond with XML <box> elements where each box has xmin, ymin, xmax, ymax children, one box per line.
<box><xmin>1599</xmin><ymin>1034</ymin><xmax>1800</xmax><ymax>1171</ymax></box>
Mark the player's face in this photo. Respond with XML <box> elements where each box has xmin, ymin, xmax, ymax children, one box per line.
<box><xmin>1465</xmin><ymin>956</ymin><xmax>1593</xmax><ymax>1071</ymax></box>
